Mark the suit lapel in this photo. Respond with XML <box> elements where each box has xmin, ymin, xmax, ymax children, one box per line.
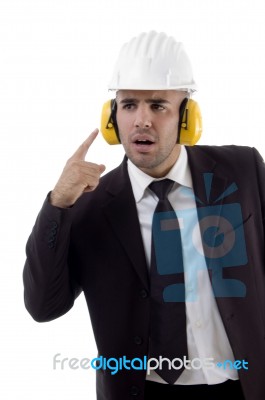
<box><xmin>102</xmin><ymin>158</ymin><xmax>149</xmax><ymax>289</ymax></box>
<box><xmin>186</xmin><ymin>146</ymin><xmax>229</xmax><ymax>205</ymax></box>
<box><xmin>186</xmin><ymin>146</ymin><xmax>230</xmax><ymax>265</ymax></box>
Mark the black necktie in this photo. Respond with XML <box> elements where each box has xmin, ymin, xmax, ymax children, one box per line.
<box><xmin>148</xmin><ymin>179</ymin><xmax>187</xmax><ymax>384</ymax></box>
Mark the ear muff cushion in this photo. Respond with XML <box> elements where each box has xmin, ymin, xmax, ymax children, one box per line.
<box><xmin>177</xmin><ymin>98</ymin><xmax>189</xmax><ymax>143</ymax></box>
<box><xmin>110</xmin><ymin>99</ymin><xmax>120</xmax><ymax>141</ymax></box>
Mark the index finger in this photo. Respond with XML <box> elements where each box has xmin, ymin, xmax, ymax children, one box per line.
<box><xmin>70</xmin><ymin>129</ymin><xmax>99</xmax><ymax>161</ymax></box>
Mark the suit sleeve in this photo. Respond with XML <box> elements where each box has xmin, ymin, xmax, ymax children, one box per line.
<box><xmin>252</xmin><ymin>147</ymin><xmax>265</xmax><ymax>226</ymax></box>
<box><xmin>23</xmin><ymin>194</ymin><xmax>82</xmax><ymax>322</ymax></box>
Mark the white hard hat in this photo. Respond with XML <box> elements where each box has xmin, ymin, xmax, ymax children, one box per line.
<box><xmin>108</xmin><ymin>31</ymin><xmax>197</xmax><ymax>92</ymax></box>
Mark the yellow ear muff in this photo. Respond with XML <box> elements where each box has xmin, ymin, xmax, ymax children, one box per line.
<box><xmin>100</xmin><ymin>99</ymin><xmax>120</xmax><ymax>145</ymax></box>
<box><xmin>100</xmin><ymin>98</ymin><xmax>203</xmax><ymax>146</ymax></box>
<box><xmin>178</xmin><ymin>99</ymin><xmax>202</xmax><ymax>146</ymax></box>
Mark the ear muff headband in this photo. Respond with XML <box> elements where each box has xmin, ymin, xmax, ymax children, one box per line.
<box><xmin>100</xmin><ymin>97</ymin><xmax>202</xmax><ymax>146</ymax></box>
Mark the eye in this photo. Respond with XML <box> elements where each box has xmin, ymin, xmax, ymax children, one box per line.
<box><xmin>151</xmin><ymin>103</ymin><xmax>165</xmax><ymax>110</ymax></box>
<box><xmin>122</xmin><ymin>103</ymin><xmax>136</xmax><ymax>110</ymax></box>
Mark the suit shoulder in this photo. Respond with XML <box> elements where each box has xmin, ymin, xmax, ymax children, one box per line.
<box><xmin>190</xmin><ymin>144</ymin><xmax>264</xmax><ymax>164</ymax></box>
<box><xmin>195</xmin><ymin>144</ymin><xmax>253</xmax><ymax>156</ymax></box>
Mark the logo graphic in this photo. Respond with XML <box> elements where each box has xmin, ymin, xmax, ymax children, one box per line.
<box><xmin>152</xmin><ymin>173</ymin><xmax>248</xmax><ymax>301</ymax></box>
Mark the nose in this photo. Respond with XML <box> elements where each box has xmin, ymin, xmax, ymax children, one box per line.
<box><xmin>134</xmin><ymin>105</ymin><xmax>152</xmax><ymax>129</ymax></box>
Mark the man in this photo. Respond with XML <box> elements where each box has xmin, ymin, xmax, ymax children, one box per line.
<box><xmin>23</xmin><ymin>31</ymin><xmax>265</xmax><ymax>400</ymax></box>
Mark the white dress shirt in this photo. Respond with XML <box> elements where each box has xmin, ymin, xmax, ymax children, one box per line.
<box><xmin>127</xmin><ymin>146</ymin><xmax>238</xmax><ymax>385</ymax></box>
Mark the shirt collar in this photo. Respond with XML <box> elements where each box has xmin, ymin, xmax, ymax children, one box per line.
<box><xmin>127</xmin><ymin>145</ymin><xmax>193</xmax><ymax>203</ymax></box>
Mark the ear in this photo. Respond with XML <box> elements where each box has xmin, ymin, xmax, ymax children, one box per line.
<box><xmin>177</xmin><ymin>98</ymin><xmax>202</xmax><ymax>146</ymax></box>
<box><xmin>100</xmin><ymin>99</ymin><xmax>121</xmax><ymax>145</ymax></box>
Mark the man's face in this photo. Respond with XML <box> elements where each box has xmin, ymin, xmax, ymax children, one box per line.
<box><xmin>116</xmin><ymin>90</ymin><xmax>187</xmax><ymax>178</ymax></box>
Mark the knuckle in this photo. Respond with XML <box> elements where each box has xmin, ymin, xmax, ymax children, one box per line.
<box><xmin>88</xmin><ymin>178</ymin><xmax>100</xmax><ymax>191</ymax></box>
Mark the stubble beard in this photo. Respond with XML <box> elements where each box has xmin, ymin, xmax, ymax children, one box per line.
<box><xmin>123</xmin><ymin>140</ymin><xmax>180</xmax><ymax>176</ymax></box>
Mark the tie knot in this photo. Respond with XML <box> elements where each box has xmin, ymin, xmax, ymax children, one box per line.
<box><xmin>149</xmin><ymin>179</ymin><xmax>174</xmax><ymax>200</ymax></box>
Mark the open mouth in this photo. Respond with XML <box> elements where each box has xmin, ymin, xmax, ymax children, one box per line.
<box><xmin>132</xmin><ymin>135</ymin><xmax>156</xmax><ymax>152</ymax></box>
<box><xmin>135</xmin><ymin>139</ymin><xmax>154</xmax><ymax>145</ymax></box>
<box><xmin>133</xmin><ymin>138</ymin><xmax>155</xmax><ymax>153</ymax></box>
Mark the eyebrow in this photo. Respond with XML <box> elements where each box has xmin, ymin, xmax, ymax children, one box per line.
<box><xmin>119</xmin><ymin>98</ymin><xmax>170</xmax><ymax>104</ymax></box>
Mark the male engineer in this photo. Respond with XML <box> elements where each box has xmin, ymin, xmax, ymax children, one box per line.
<box><xmin>23</xmin><ymin>31</ymin><xmax>265</xmax><ymax>400</ymax></box>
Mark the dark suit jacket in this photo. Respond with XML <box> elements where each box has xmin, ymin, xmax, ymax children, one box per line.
<box><xmin>23</xmin><ymin>145</ymin><xmax>265</xmax><ymax>400</ymax></box>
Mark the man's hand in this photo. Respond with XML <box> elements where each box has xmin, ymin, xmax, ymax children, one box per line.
<box><xmin>50</xmin><ymin>129</ymin><xmax>106</xmax><ymax>208</ymax></box>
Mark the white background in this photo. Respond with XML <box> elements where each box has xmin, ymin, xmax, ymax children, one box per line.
<box><xmin>1</xmin><ymin>0</ymin><xmax>265</xmax><ymax>399</ymax></box>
